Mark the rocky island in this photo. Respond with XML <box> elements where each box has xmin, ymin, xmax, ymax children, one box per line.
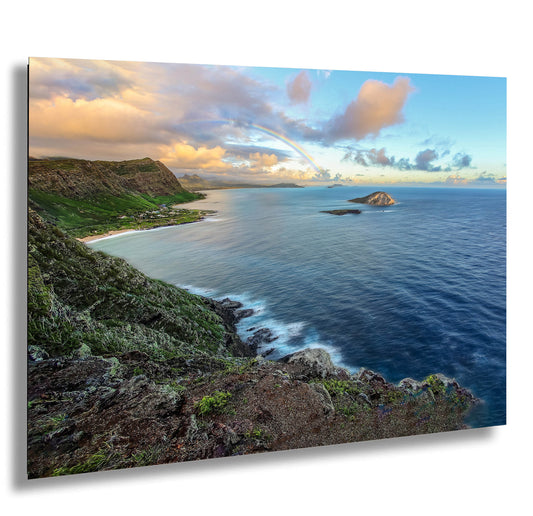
<box><xmin>349</xmin><ymin>191</ymin><xmax>395</xmax><ymax>206</ymax></box>
<box><xmin>27</xmin><ymin>159</ymin><xmax>478</xmax><ymax>478</ymax></box>
<box><xmin>321</xmin><ymin>209</ymin><xmax>362</xmax><ymax>215</ymax></box>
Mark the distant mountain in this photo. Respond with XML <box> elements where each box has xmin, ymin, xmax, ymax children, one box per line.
<box><xmin>178</xmin><ymin>174</ymin><xmax>215</xmax><ymax>191</ymax></box>
<box><xmin>178</xmin><ymin>174</ymin><xmax>303</xmax><ymax>191</ymax></box>
<box><xmin>267</xmin><ymin>183</ymin><xmax>304</xmax><ymax>188</ymax></box>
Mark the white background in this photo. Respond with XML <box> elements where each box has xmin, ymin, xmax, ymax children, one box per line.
<box><xmin>2</xmin><ymin>1</ymin><xmax>532</xmax><ymax>514</ymax></box>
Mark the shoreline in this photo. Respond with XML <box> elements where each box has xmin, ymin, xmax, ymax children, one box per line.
<box><xmin>77</xmin><ymin>211</ymin><xmax>216</xmax><ymax>243</ymax></box>
<box><xmin>77</xmin><ymin>228</ymin><xmax>138</xmax><ymax>243</ymax></box>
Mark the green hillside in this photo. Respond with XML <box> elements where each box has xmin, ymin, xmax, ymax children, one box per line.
<box><xmin>28</xmin><ymin>157</ymin><xmax>205</xmax><ymax>237</ymax></box>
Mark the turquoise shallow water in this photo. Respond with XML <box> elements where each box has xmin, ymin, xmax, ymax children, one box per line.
<box><xmin>90</xmin><ymin>186</ymin><xmax>506</xmax><ymax>429</ymax></box>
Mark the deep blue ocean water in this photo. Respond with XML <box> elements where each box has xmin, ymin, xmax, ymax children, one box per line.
<box><xmin>89</xmin><ymin>186</ymin><xmax>506</xmax><ymax>429</ymax></box>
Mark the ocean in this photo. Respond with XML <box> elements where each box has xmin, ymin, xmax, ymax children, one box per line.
<box><xmin>89</xmin><ymin>186</ymin><xmax>506</xmax><ymax>429</ymax></box>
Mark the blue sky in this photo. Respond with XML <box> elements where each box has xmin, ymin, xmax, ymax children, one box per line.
<box><xmin>29</xmin><ymin>57</ymin><xmax>506</xmax><ymax>186</ymax></box>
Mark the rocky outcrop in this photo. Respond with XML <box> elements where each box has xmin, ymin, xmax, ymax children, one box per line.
<box><xmin>279</xmin><ymin>348</ymin><xmax>336</xmax><ymax>379</ymax></box>
<box><xmin>245</xmin><ymin>328</ymin><xmax>279</xmax><ymax>354</ymax></box>
<box><xmin>348</xmin><ymin>191</ymin><xmax>395</xmax><ymax>206</ymax></box>
<box><xmin>321</xmin><ymin>209</ymin><xmax>362</xmax><ymax>215</ymax></box>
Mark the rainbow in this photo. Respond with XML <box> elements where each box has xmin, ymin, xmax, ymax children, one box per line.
<box><xmin>247</xmin><ymin>123</ymin><xmax>322</xmax><ymax>175</ymax></box>
<box><xmin>175</xmin><ymin>118</ymin><xmax>323</xmax><ymax>174</ymax></box>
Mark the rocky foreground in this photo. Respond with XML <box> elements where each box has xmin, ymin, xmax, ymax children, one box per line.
<box><xmin>27</xmin><ymin>209</ymin><xmax>478</xmax><ymax>478</ymax></box>
<box><xmin>28</xmin><ymin>345</ymin><xmax>478</xmax><ymax>478</ymax></box>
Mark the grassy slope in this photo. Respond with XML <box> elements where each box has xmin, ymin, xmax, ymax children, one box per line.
<box><xmin>29</xmin><ymin>188</ymin><xmax>205</xmax><ymax>237</ymax></box>
<box><xmin>28</xmin><ymin>209</ymin><xmax>237</xmax><ymax>360</ymax></box>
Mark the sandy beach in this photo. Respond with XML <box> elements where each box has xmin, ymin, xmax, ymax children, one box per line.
<box><xmin>76</xmin><ymin>229</ymin><xmax>137</xmax><ymax>243</ymax></box>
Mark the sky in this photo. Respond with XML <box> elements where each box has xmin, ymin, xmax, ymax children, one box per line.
<box><xmin>28</xmin><ymin>57</ymin><xmax>507</xmax><ymax>186</ymax></box>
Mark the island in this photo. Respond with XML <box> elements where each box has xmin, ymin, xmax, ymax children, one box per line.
<box><xmin>321</xmin><ymin>209</ymin><xmax>362</xmax><ymax>215</ymax></box>
<box><xmin>348</xmin><ymin>191</ymin><xmax>395</xmax><ymax>206</ymax></box>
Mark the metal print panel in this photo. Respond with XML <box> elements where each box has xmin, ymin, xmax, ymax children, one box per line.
<box><xmin>27</xmin><ymin>57</ymin><xmax>506</xmax><ymax>478</ymax></box>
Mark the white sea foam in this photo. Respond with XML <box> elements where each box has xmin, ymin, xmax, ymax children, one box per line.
<box><xmin>177</xmin><ymin>284</ymin><xmax>350</xmax><ymax>368</ymax></box>
<box><xmin>87</xmin><ymin>230</ymin><xmax>140</xmax><ymax>242</ymax></box>
<box><xmin>178</xmin><ymin>284</ymin><xmax>218</xmax><ymax>297</ymax></box>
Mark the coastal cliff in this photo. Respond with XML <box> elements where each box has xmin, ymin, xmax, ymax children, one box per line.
<box><xmin>28</xmin><ymin>158</ymin><xmax>205</xmax><ymax>238</ymax></box>
<box><xmin>27</xmin><ymin>210</ymin><xmax>478</xmax><ymax>478</ymax></box>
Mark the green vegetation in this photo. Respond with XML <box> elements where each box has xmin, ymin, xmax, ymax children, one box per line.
<box><xmin>424</xmin><ymin>374</ymin><xmax>447</xmax><ymax>396</ymax></box>
<box><xmin>320</xmin><ymin>378</ymin><xmax>361</xmax><ymax>397</ymax></box>
<box><xmin>244</xmin><ymin>427</ymin><xmax>272</xmax><ymax>442</ymax></box>
<box><xmin>28</xmin><ymin>209</ymin><xmax>231</xmax><ymax>360</ymax></box>
<box><xmin>195</xmin><ymin>391</ymin><xmax>232</xmax><ymax>416</ymax></box>
<box><xmin>51</xmin><ymin>443</ymin><xmax>168</xmax><ymax>476</ymax></box>
<box><xmin>52</xmin><ymin>450</ymin><xmax>117</xmax><ymax>476</ymax></box>
<box><xmin>222</xmin><ymin>357</ymin><xmax>258</xmax><ymax>375</ymax></box>
<box><xmin>29</xmin><ymin>188</ymin><xmax>206</xmax><ymax>238</ymax></box>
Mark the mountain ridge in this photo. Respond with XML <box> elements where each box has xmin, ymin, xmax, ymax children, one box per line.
<box><xmin>28</xmin><ymin>157</ymin><xmax>205</xmax><ymax>238</ymax></box>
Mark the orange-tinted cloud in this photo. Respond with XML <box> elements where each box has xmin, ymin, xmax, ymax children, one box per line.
<box><xmin>29</xmin><ymin>96</ymin><xmax>159</xmax><ymax>143</ymax></box>
<box><xmin>287</xmin><ymin>71</ymin><xmax>312</xmax><ymax>104</ymax></box>
<box><xmin>328</xmin><ymin>77</ymin><xmax>415</xmax><ymax>141</ymax></box>
<box><xmin>159</xmin><ymin>142</ymin><xmax>231</xmax><ymax>170</ymax></box>
<box><xmin>248</xmin><ymin>152</ymin><xmax>279</xmax><ymax>170</ymax></box>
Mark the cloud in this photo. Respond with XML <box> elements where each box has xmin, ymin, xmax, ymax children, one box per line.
<box><xmin>248</xmin><ymin>152</ymin><xmax>279</xmax><ymax>170</ymax></box>
<box><xmin>445</xmin><ymin>174</ymin><xmax>468</xmax><ymax>185</ymax></box>
<box><xmin>471</xmin><ymin>171</ymin><xmax>496</xmax><ymax>184</ymax></box>
<box><xmin>415</xmin><ymin>148</ymin><xmax>440</xmax><ymax>171</ymax></box>
<box><xmin>451</xmin><ymin>152</ymin><xmax>473</xmax><ymax>169</ymax></box>
<box><xmin>29</xmin><ymin>58</ymin><xmax>297</xmax><ymax>156</ymax></box>
<box><xmin>265</xmin><ymin>167</ymin><xmax>315</xmax><ymax>182</ymax></box>
<box><xmin>343</xmin><ymin>147</ymin><xmax>394</xmax><ymax>167</ymax></box>
<box><xmin>224</xmin><ymin>144</ymin><xmax>291</xmax><ymax>161</ymax></box>
<box><xmin>420</xmin><ymin>135</ymin><xmax>455</xmax><ymax>151</ymax></box>
<box><xmin>311</xmin><ymin>168</ymin><xmax>346</xmax><ymax>182</ymax></box>
<box><xmin>159</xmin><ymin>142</ymin><xmax>231</xmax><ymax>170</ymax></box>
<box><xmin>29</xmin><ymin>96</ymin><xmax>161</xmax><ymax>143</ymax></box>
<box><xmin>287</xmin><ymin>71</ymin><xmax>312</xmax><ymax>104</ymax></box>
<box><xmin>326</xmin><ymin>77</ymin><xmax>415</xmax><ymax>141</ymax></box>
<box><xmin>344</xmin><ymin>145</ymin><xmax>475</xmax><ymax>175</ymax></box>
<box><xmin>28</xmin><ymin>57</ymin><xmax>134</xmax><ymax>101</ymax></box>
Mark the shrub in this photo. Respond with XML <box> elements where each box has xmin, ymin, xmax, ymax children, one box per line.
<box><xmin>195</xmin><ymin>391</ymin><xmax>232</xmax><ymax>416</ymax></box>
